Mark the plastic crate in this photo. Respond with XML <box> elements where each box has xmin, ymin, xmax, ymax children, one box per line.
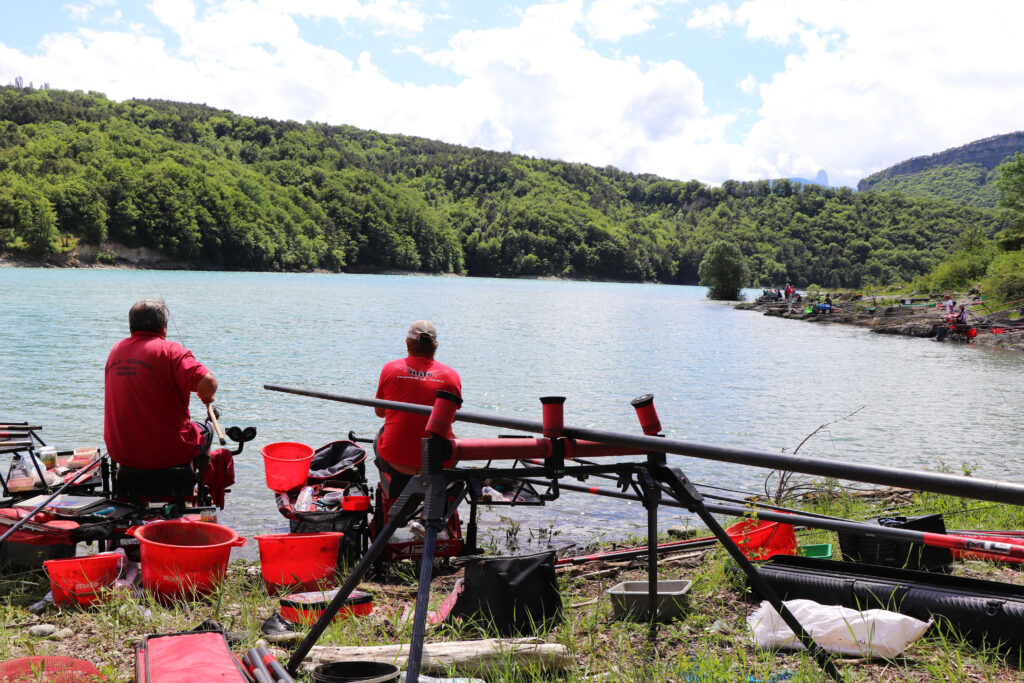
<box><xmin>607</xmin><ymin>580</ymin><xmax>692</xmax><ymax>622</ymax></box>
<box><xmin>798</xmin><ymin>543</ymin><xmax>833</xmax><ymax>559</ymax></box>
<box><xmin>837</xmin><ymin>514</ymin><xmax>952</xmax><ymax>572</ymax></box>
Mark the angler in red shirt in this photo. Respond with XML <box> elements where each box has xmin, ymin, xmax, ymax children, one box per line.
<box><xmin>374</xmin><ymin>320</ymin><xmax>461</xmax><ymax>493</ymax></box>
<box><xmin>104</xmin><ymin>299</ymin><xmax>218</xmax><ymax>471</ymax></box>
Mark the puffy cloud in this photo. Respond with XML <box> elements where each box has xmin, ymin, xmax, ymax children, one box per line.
<box><xmin>260</xmin><ymin>0</ymin><xmax>428</xmax><ymax>36</ymax></box>
<box><xmin>685</xmin><ymin>3</ymin><xmax>732</xmax><ymax>30</ymax></box>
<box><xmin>738</xmin><ymin>74</ymin><xmax>757</xmax><ymax>94</ymax></box>
<box><xmin>725</xmin><ymin>0</ymin><xmax>1024</xmax><ymax>184</ymax></box>
<box><xmin>584</xmin><ymin>0</ymin><xmax>659</xmax><ymax>42</ymax></box>
<box><xmin>148</xmin><ymin>0</ymin><xmax>196</xmax><ymax>35</ymax></box>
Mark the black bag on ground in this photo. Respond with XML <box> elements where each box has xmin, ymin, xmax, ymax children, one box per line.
<box><xmin>448</xmin><ymin>551</ymin><xmax>562</xmax><ymax>635</ymax></box>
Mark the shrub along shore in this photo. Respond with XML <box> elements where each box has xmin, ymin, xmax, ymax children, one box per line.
<box><xmin>2</xmin><ymin>482</ymin><xmax>1023</xmax><ymax>682</ymax></box>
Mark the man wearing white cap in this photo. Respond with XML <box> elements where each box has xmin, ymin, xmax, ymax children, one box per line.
<box><xmin>374</xmin><ymin>320</ymin><xmax>462</xmax><ymax>492</ymax></box>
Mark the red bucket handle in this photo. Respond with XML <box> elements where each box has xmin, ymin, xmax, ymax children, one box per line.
<box><xmin>125</xmin><ymin>525</ymin><xmax>143</xmax><ymax>538</ymax></box>
<box><xmin>231</xmin><ymin>536</ymin><xmax>247</xmax><ymax>548</ymax></box>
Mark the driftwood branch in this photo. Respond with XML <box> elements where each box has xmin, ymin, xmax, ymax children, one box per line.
<box><xmin>304</xmin><ymin>637</ymin><xmax>572</xmax><ymax>676</ymax></box>
<box><xmin>766</xmin><ymin>405</ymin><xmax>866</xmax><ymax>504</ymax></box>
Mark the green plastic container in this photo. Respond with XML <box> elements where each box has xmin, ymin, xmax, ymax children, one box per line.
<box><xmin>798</xmin><ymin>543</ymin><xmax>833</xmax><ymax>559</ymax></box>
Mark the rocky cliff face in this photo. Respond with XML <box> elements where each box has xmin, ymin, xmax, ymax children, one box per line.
<box><xmin>858</xmin><ymin>131</ymin><xmax>1024</xmax><ymax>192</ymax></box>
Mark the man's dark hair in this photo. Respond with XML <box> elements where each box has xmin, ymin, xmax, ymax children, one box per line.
<box><xmin>129</xmin><ymin>299</ymin><xmax>169</xmax><ymax>333</ymax></box>
<box><xmin>407</xmin><ymin>335</ymin><xmax>437</xmax><ymax>358</ymax></box>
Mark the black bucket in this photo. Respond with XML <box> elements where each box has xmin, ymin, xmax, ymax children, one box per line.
<box><xmin>311</xmin><ymin>661</ymin><xmax>400</xmax><ymax>683</ymax></box>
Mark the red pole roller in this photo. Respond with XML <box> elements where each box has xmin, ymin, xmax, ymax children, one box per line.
<box><xmin>631</xmin><ymin>394</ymin><xmax>661</xmax><ymax>435</ymax></box>
<box><xmin>540</xmin><ymin>396</ymin><xmax>565</xmax><ymax>438</ymax></box>
<box><xmin>425</xmin><ymin>390</ymin><xmax>462</xmax><ymax>437</ymax></box>
<box><xmin>451</xmin><ymin>437</ymin><xmax>552</xmax><ymax>461</ymax></box>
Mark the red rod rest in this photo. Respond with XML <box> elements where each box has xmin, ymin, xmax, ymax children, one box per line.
<box><xmin>451</xmin><ymin>437</ymin><xmax>552</xmax><ymax>462</ymax></box>
<box><xmin>425</xmin><ymin>390</ymin><xmax>463</xmax><ymax>437</ymax></box>
<box><xmin>631</xmin><ymin>394</ymin><xmax>661</xmax><ymax>435</ymax></box>
<box><xmin>449</xmin><ymin>437</ymin><xmax>642</xmax><ymax>462</ymax></box>
<box><xmin>540</xmin><ymin>396</ymin><xmax>565</xmax><ymax>438</ymax></box>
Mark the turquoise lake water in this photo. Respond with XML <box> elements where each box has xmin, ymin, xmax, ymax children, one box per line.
<box><xmin>2</xmin><ymin>268</ymin><xmax>1022</xmax><ymax>551</ymax></box>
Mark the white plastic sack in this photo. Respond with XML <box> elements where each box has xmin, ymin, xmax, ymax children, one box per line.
<box><xmin>747</xmin><ymin>599</ymin><xmax>932</xmax><ymax>659</ymax></box>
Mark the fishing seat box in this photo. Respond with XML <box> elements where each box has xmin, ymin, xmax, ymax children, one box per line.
<box><xmin>136</xmin><ymin>631</ymin><xmax>253</xmax><ymax>683</ymax></box>
<box><xmin>837</xmin><ymin>514</ymin><xmax>952</xmax><ymax>572</ymax></box>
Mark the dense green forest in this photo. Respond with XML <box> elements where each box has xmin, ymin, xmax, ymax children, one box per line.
<box><xmin>0</xmin><ymin>86</ymin><xmax>1010</xmax><ymax>288</ymax></box>
<box><xmin>910</xmin><ymin>152</ymin><xmax>1024</xmax><ymax>304</ymax></box>
<box><xmin>865</xmin><ymin>163</ymin><xmax>1000</xmax><ymax>208</ymax></box>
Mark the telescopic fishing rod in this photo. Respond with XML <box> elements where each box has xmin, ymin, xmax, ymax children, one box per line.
<box><xmin>263</xmin><ymin>384</ymin><xmax>1024</xmax><ymax>506</ymax></box>
<box><xmin>523</xmin><ymin>476</ymin><xmax>1024</xmax><ymax>561</ymax></box>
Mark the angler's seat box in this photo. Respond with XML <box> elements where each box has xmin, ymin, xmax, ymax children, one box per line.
<box><xmin>838</xmin><ymin>514</ymin><xmax>952</xmax><ymax>573</ymax></box>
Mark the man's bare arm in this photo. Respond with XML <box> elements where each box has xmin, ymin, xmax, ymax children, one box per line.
<box><xmin>196</xmin><ymin>372</ymin><xmax>218</xmax><ymax>405</ymax></box>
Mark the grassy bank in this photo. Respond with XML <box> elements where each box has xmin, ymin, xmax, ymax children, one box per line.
<box><xmin>2</xmin><ymin>482</ymin><xmax>1023</xmax><ymax>681</ymax></box>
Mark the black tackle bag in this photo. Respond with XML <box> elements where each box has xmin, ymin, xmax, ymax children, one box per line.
<box><xmin>448</xmin><ymin>550</ymin><xmax>562</xmax><ymax>636</ymax></box>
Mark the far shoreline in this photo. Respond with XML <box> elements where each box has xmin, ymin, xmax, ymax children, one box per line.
<box><xmin>735</xmin><ymin>294</ymin><xmax>1024</xmax><ymax>353</ymax></box>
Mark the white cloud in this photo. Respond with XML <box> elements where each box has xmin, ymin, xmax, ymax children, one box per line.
<box><xmin>148</xmin><ymin>0</ymin><xmax>196</xmax><ymax>35</ymax></box>
<box><xmin>260</xmin><ymin>0</ymin><xmax>428</xmax><ymax>36</ymax></box>
<box><xmin>738</xmin><ymin>74</ymin><xmax>756</xmax><ymax>94</ymax></box>
<box><xmin>685</xmin><ymin>2</ymin><xmax>731</xmax><ymax>30</ymax></box>
<box><xmin>584</xmin><ymin>0</ymin><xmax>659</xmax><ymax>42</ymax></box>
<box><xmin>728</xmin><ymin>0</ymin><xmax>1024</xmax><ymax>185</ymax></box>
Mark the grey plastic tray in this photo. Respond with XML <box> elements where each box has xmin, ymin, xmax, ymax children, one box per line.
<box><xmin>606</xmin><ymin>579</ymin><xmax>692</xmax><ymax>621</ymax></box>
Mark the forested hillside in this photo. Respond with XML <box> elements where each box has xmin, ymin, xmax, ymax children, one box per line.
<box><xmin>0</xmin><ymin>86</ymin><xmax>1009</xmax><ymax>288</ymax></box>
<box><xmin>864</xmin><ymin>163</ymin><xmax>1001</xmax><ymax>208</ymax></box>
<box><xmin>857</xmin><ymin>132</ymin><xmax>1024</xmax><ymax>207</ymax></box>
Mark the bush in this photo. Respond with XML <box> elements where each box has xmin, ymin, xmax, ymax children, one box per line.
<box><xmin>980</xmin><ymin>250</ymin><xmax>1024</xmax><ymax>303</ymax></box>
<box><xmin>698</xmin><ymin>240</ymin><xmax>748</xmax><ymax>300</ymax></box>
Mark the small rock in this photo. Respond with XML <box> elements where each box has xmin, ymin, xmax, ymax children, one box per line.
<box><xmin>706</xmin><ymin>619</ymin><xmax>733</xmax><ymax>635</ymax></box>
<box><xmin>246</xmin><ymin>566</ymin><xmax>261</xmax><ymax>577</ymax></box>
<box><xmin>53</xmin><ymin>627</ymin><xmax>74</xmax><ymax>640</ymax></box>
<box><xmin>28</xmin><ymin>624</ymin><xmax>57</xmax><ymax>638</ymax></box>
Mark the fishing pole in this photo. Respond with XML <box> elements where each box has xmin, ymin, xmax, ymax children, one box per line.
<box><xmin>264</xmin><ymin>385</ymin><xmax>1024</xmax><ymax>506</ymax></box>
<box><xmin>533</xmin><ymin>477</ymin><xmax>1024</xmax><ymax>561</ymax></box>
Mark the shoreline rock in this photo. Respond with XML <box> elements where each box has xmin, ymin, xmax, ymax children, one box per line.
<box><xmin>735</xmin><ymin>296</ymin><xmax>1024</xmax><ymax>352</ymax></box>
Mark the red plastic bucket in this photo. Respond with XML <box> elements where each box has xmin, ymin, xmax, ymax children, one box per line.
<box><xmin>255</xmin><ymin>532</ymin><xmax>343</xmax><ymax>595</ymax></box>
<box><xmin>725</xmin><ymin>518</ymin><xmax>798</xmax><ymax>560</ymax></box>
<box><xmin>342</xmin><ymin>495</ymin><xmax>371</xmax><ymax>512</ymax></box>
<box><xmin>44</xmin><ymin>552</ymin><xmax>122</xmax><ymax>607</ymax></box>
<box><xmin>127</xmin><ymin>520</ymin><xmax>246</xmax><ymax>601</ymax></box>
<box><xmin>280</xmin><ymin>588</ymin><xmax>373</xmax><ymax>625</ymax></box>
<box><xmin>262</xmin><ymin>442</ymin><xmax>314</xmax><ymax>492</ymax></box>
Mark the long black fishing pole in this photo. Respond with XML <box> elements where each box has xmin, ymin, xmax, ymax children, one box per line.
<box><xmin>264</xmin><ymin>385</ymin><xmax>1024</xmax><ymax>506</ymax></box>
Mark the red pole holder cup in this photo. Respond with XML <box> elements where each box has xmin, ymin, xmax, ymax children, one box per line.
<box><xmin>540</xmin><ymin>396</ymin><xmax>566</xmax><ymax>438</ymax></box>
<box><xmin>631</xmin><ymin>394</ymin><xmax>662</xmax><ymax>435</ymax></box>
<box><xmin>425</xmin><ymin>390</ymin><xmax>463</xmax><ymax>437</ymax></box>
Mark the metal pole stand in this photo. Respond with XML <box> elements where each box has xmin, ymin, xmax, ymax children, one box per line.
<box><xmin>651</xmin><ymin>461</ymin><xmax>842</xmax><ymax>681</ymax></box>
<box><xmin>286</xmin><ymin>391</ymin><xmax>463</xmax><ymax>681</ymax></box>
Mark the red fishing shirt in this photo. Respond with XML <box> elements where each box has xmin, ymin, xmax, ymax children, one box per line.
<box><xmin>375</xmin><ymin>356</ymin><xmax>462</xmax><ymax>470</ymax></box>
<box><xmin>104</xmin><ymin>331</ymin><xmax>210</xmax><ymax>470</ymax></box>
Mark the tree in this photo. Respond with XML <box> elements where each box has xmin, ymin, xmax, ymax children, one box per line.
<box><xmin>996</xmin><ymin>153</ymin><xmax>1024</xmax><ymax>250</ymax></box>
<box><xmin>698</xmin><ymin>240</ymin><xmax>748</xmax><ymax>300</ymax></box>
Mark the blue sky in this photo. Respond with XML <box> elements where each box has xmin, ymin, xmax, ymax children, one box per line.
<box><xmin>2</xmin><ymin>0</ymin><xmax>1023</xmax><ymax>188</ymax></box>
